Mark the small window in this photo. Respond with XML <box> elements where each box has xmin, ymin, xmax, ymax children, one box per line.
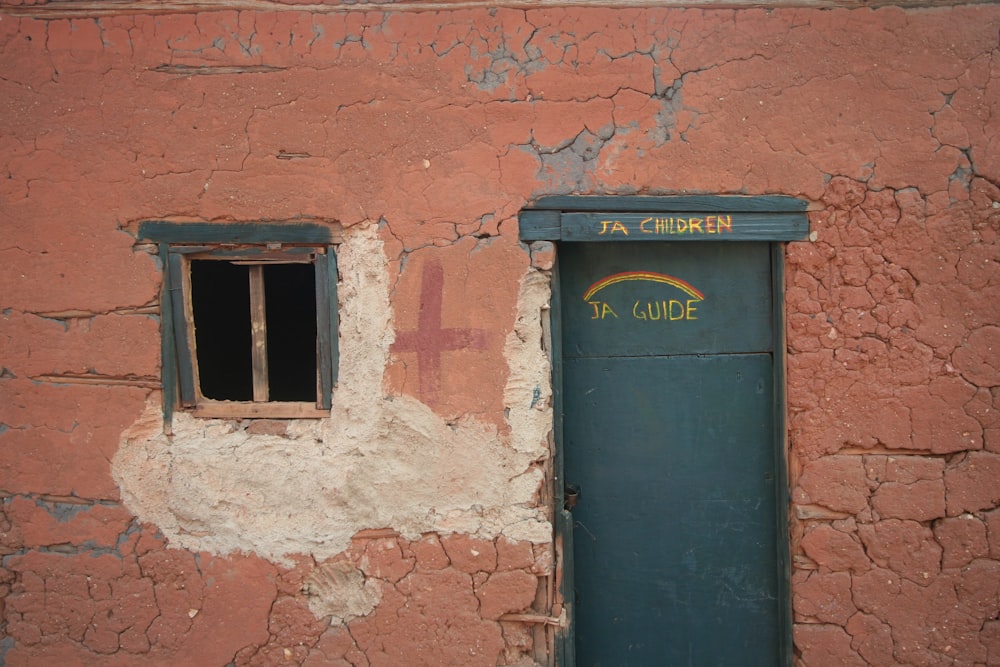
<box><xmin>139</xmin><ymin>222</ymin><xmax>339</xmax><ymax>420</ymax></box>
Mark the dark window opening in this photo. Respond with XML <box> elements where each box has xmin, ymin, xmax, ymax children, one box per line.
<box><xmin>191</xmin><ymin>261</ymin><xmax>253</xmax><ymax>401</ymax></box>
<box><xmin>264</xmin><ymin>263</ymin><xmax>317</xmax><ymax>401</ymax></box>
<box><xmin>190</xmin><ymin>260</ymin><xmax>317</xmax><ymax>403</ymax></box>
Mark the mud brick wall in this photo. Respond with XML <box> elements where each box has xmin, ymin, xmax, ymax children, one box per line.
<box><xmin>1</xmin><ymin>4</ymin><xmax>998</xmax><ymax>666</ymax></box>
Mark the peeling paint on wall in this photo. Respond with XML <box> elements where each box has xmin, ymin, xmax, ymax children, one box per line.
<box><xmin>303</xmin><ymin>560</ymin><xmax>382</xmax><ymax>625</ymax></box>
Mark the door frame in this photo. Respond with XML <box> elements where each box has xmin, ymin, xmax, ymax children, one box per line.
<box><xmin>518</xmin><ymin>195</ymin><xmax>810</xmax><ymax>667</ymax></box>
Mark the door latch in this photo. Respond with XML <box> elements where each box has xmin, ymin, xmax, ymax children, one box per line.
<box><xmin>564</xmin><ymin>483</ymin><xmax>580</xmax><ymax>511</ymax></box>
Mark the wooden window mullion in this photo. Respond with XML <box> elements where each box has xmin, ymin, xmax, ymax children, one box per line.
<box><xmin>248</xmin><ymin>265</ymin><xmax>269</xmax><ymax>402</ymax></box>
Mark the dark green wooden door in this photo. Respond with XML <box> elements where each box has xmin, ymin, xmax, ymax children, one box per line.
<box><xmin>561</xmin><ymin>242</ymin><xmax>782</xmax><ymax>666</ymax></box>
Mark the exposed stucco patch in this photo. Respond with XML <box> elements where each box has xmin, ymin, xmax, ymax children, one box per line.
<box><xmin>303</xmin><ymin>561</ymin><xmax>382</xmax><ymax>625</ymax></box>
<box><xmin>112</xmin><ymin>224</ymin><xmax>552</xmax><ymax>565</ymax></box>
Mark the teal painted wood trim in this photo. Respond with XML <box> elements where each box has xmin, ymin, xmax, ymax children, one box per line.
<box><xmin>327</xmin><ymin>246</ymin><xmax>340</xmax><ymax>390</ymax></box>
<box><xmin>562</xmin><ymin>211</ymin><xmax>808</xmax><ymax>242</ymax></box>
<box><xmin>518</xmin><ymin>210</ymin><xmax>561</xmax><ymax>241</ymax></box>
<box><xmin>556</xmin><ymin>509</ymin><xmax>576</xmax><ymax>667</ymax></box>
<box><xmin>158</xmin><ymin>243</ymin><xmax>177</xmax><ymax>428</ymax></box>
<box><xmin>518</xmin><ymin>196</ymin><xmax>810</xmax><ymax>242</ymax></box>
<box><xmin>314</xmin><ymin>247</ymin><xmax>339</xmax><ymax>410</ymax></box>
<box><xmin>167</xmin><ymin>252</ymin><xmax>197</xmax><ymax>407</ymax></box>
<box><xmin>550</xmin><ymin>255</ymin><xmax>565</xmax><ymax>513</ymax></box>
<box><xmin>549</xmin><ymin>256</ymin><xmax>576</xmax><ymax>665</ymax></box>
<box><xmin>529</xmin><ymin>194</ymin><xmax>808</xmax><ymax>213</ymax></box>
<box><xmin>315</xmin><ymin>252</ymin><xmax>334</xmax><ymax>410</ymax></box>
<box><xmin>171</xmin><ymin>245</ymin><xmax>318</xmax><ymax>257</ymax></box>
<box><xmin>771</xmin><ymin>243</ymin><xmax>793</xmax><ymax>667</ymax></box>
<box><xmin>138</xmin><ymin>221</ymin><xmax>336</xmax><ymax>244</ymax></box>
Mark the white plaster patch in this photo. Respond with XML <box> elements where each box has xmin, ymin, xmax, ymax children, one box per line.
<box><xmin>113</xmin><ymin>224</ymin><xmax>553</xmax><ymax>564</ymax></box>
<box><xmin>303</xmin><ymin>561</ymin><xmax>382</xmax><ymax>624</ymax></box>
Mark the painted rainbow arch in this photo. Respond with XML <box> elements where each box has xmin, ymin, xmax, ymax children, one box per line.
<box><xmin>583</xmin><ymin>271</ymin><xmax>705</xmax><ymax>302</ymax></box>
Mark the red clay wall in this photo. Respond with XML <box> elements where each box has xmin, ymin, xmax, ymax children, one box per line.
<box><xmin>1</xmin><ymin>4</ymin><xmax>998</xmax><ymax>666</ymax></box>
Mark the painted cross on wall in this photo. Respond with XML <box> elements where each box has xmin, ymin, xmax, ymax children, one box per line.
<box><xmin>391</xmin><ymin>261</ymin><xmax>488</xmax><ymax>406</ymax></box>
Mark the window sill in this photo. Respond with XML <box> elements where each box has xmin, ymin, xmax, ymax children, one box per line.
<box><xmin>190</xmin><ymin>401</ymin><xmax>330</xmax><ymax>419</ymax></box>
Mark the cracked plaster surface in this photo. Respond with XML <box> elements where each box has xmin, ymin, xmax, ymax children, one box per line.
<box><xmin>2</xmin><ymin>5</ymin><xmax>1000</xmax><ymax>665</ymax></box>
<box><xmin>3</xmin><ymin>8</ymin><xmax>998</xmax><ymax>238</ymax></box>
<box><xmin>787</xmin><ymin>173</ymin><xmax>1000</xmax><ymax>665</ymax></box>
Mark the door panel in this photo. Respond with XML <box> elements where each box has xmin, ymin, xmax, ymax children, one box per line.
<box><xmin>561</xmin><ymin>242</ymin><xmax>772</xmax><ymax>358</ymax></box>
<box><xmin>564</xmin><ymin>355</ymin><xmax>778</xmax><ymax>666</ymax></box>
<box><xmin>560</xmin><ymin>242</ymin><xmax>782</xmax><ymax>666</ymax></box>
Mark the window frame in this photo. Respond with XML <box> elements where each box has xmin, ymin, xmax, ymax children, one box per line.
<box><xmin>139</xmin><ymin>222</ymin><xmax>339</xmax><ymax>422</ymax></box>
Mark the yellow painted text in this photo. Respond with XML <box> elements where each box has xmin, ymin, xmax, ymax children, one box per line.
<box><xmin>632</xmin><ymin>300</ymin><xmax>700</xmax><ymax>321</ymax></box>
